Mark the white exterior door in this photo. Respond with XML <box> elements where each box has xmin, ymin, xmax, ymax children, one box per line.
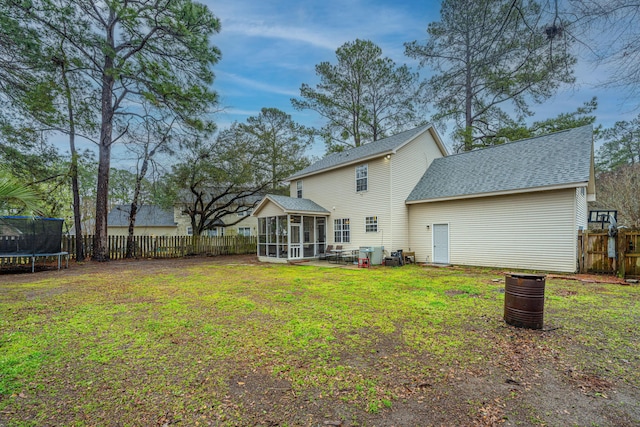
<box><xmin>433</xmin><ymin>224</ymin><xmax>449</xmax><ymax>264</ymax></box>
<box><xmin>289</xmin><ymin>223</ymin><xmax>302</xmax><ymax>259</ymax></box>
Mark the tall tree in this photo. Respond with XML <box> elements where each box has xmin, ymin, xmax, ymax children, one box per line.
<box><xmin>121</xmin><ymin>108</ymin><xmax>184</xmax><ymax>258</ymax></box>
<box><xmin>235</xmin><ymin>108</ymin><xmax>312</xmax><ymax>192</ymax></box>
<box><xmin>597</xmin><ymin>114</ymin><xmax>640</xmax><ymax>171</ymax></box>
<box><xmin>292</xmin><ymin>39</ymin><xmax>427</xmax><ymax>152</ymax></box>
<box><xmin>405</xmin><ymin>0</ymin><xmax>575</xmax><ymax>151</ymax></box>
<box><xmin>162</xmin><ymin>138</ymin><xmax>268</xmax><ymax>250</ymax></box>
<box><xmin>9</xmin><ymin>0</ymin><xmax>221</xmax><ymax>261</ymax></box>
<box><xmin>51</xmin><ymin>40</ymin><xmax>99</xmax><ymax>261</ymax></box>
<box><xmin>2</xmin><ymin>3</ymin><xmax>99</xmax><ymax>259</ymax></box>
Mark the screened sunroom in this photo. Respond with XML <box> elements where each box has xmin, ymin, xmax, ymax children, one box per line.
<box><xmin>253</xmin><ymin>195</ymin><xmax>330</xmax><ymax>262</ymax></box>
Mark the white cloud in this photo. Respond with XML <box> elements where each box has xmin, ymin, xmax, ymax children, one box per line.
<box><xmin>223</xmin><ymin>19</ymin><xmax>338</xmax><ymax>50</ymax></box>
<box><xmin>217</xmin><ymin>71</ymin><xmax>299</xmax><ymax>97</ymax></box>
<box><xmin>211</xmin><ymin>0</ymin><xmax>437</xmax><ymax>53</ymax></box>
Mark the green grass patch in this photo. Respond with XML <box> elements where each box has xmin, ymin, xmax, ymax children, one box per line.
<box><xmin>0</xmin><ymin>262</ymin><xmax>638</xmax><ymax>425</ymax></box>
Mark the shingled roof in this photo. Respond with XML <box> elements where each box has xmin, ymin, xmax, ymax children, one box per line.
<box><xmin>288</xmin><ymin>124</ymin><xmax>442</xmax><ymax>180</ymax></box>
<box><xmin>406</xmin><ymin>125</ymin><xmax>594</xmax><ymax>203</ymax></box>
<box><xmin>254</xmin><ymin>194</ymin><xmax>330</xmax><ymax>215</ymax></box>
<box><xmin>107</xmin><ymin>205</ymin><xmax>176</xmax><ymax>227</ymax></box>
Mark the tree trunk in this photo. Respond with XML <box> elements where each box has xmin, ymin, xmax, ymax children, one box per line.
<box><xmin>59</xmin><ymin>53</ymin><xmax>85</xmax><ymax>261</ymax></box>
<box><xmin>70</xmin><ymin>155</ymin><xmax>84</xmax><ymax>261</ymax></box>
<box><xmin>125</xmin><ymin>153</ymin><xmax>151</xmax><ymax>258</ymax></box>
<box><xmin>94</xmin><ymin>140</ymin><xmax>111</xmax><ymax>261</ymax></box>
<box><xmin>464</xmin><ymin>44</ymin><xmax>473</xmax><ymax>152</ymax></box>
<box><xmin>93</xmin><ymin>21</ymin><xmax>116</xmax><ymax>262</ymax></box>
<box><xmin>191</xmin><ymin>217</ymin><xmax>201</xmax><ymax>255</ymax></box>
<box><xmin>125</xmin><ymin>202</ymin><xmax>138</xmax><ymax>259</ymax></box>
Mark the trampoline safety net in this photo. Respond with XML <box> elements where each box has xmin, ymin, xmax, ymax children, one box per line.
<box><xmin>0</xmin><ymin>216</ymin><xmax>64</xmax><ymax>255</ymax></box>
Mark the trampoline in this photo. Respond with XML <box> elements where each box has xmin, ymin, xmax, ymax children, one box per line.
<box><xmin>0</xmin><ymin>216</ymin><xmax>68</xmax><ymax>272</ymax></box>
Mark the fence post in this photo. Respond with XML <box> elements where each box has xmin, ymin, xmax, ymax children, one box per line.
<box><xmin>618</xmin><ymin>229</ymin><xmax>626</xmax><ymax>278</ymax></box>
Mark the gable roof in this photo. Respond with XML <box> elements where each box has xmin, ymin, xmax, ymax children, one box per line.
<box><xmin>406</xmin><ymin>125</ymin><xmax>594</xmax><ymax>203</ymax></box>
<box><xmin>253</xmin><ymin>194</ymin><xmax>330</xmax><ymax>216</ymax></box>
<box><xmin>288</xmin><ymin>124</ymin><xmax>447</xmax><ymax>180</ymax></box>
<box><xmin>107</xmin><ymin>205</ymin><xmax>176</xmax><ymax>227</ymax></box>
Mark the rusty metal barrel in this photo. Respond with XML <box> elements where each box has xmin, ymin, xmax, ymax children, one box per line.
<box><xmin>504</xmin><ymin>273</ymin><xmax>546</xmax><ymax>329</ymax></box>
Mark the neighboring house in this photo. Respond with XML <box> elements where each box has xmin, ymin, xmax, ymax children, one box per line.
<box><xmin>253</xmin><ymin>124</ymin><xmax>596</xmax><ymax>273</ymax></box>
<box><xmin>174</xmin><ymin>193</ymin><xmax>261</xmax><ymax>237</ymax></box>
<box><xmin>107</xmin><ymin>205</ymin><xmax>178</xmax><ymax>236</ymax></box>
<box><xmin>107</xmin><ymin>204</ymin><xmax>258</xmax><ymax>237</ymax></box>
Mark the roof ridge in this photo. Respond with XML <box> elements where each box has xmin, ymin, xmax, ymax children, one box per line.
<box><xmin>289</xmin><ymin>123</ymin><xmax>432</xmax><ymax>179</ymax></box>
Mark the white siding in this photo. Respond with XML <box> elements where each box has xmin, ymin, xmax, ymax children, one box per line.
<box><xmin>256</xmin><ymin>200</ymin><xmax>287</xmax><ymax>218</ymax></box>
<box><xmin>576</xmin><ymin>187</ymin><xmax>588</xmax><ymax>230</ymax></box>
<box><xmin>291</xmin><ymin>130</ymin><xmax>445</xmax><ymax>252</ymax></box>
<box><xmin>408</xmin><ymin>189</ymin><xmax>579</xmax><ymax>272</ymax></box>
<box><xmin>389</xmin><ymin>131</ymin><xmax>445</xmax><ymax>251</ymax></box>
<box><xmin>296</xmin><ymin>157</ymin><xmax>392</xmax><ymax>250</ymax></box>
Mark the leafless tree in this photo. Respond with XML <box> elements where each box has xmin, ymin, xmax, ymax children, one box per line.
<box><xmin>596</xmin><ymin>163</ymin><xmax>640</xmax><ymax>228</ymax></box>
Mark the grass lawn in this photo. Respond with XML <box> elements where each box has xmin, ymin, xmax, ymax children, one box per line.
<box><xmin>1</xmin><ymin>256</ymin><xmax>639</xmax><ymax>426</ymax></box>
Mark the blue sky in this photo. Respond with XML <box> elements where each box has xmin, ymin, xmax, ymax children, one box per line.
<box><xmin>203</xmin><ymin>0</ymin><xmax>638</xmax><ymax>157</ymax></box>
<box><xmin>208</xmin><ymin>0</ymin><xmax>440</xmax><ymax>139</ymax></box>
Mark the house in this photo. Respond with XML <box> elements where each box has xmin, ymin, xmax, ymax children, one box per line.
<box><xmin>107</xmin><ymin>205</ymin><xmax>178</xmax><ymax>236</ymax></box>
<box><xmin>253</xmin><ymin>124</ymin><xmax>448</xmax><ymax>261</ymax></box>
<box><xmin>253</xmin><ymin>124</ymin><xmax>595</xmax><ymax>273</ymax></box>
<box><xmin>406</xmin><ymin>125</ymin><xmax>595</xmax><ymax>272</ymax></box>
<box><xmin>107</xmin><ymin>204</ymin><xmax>258</xmax><ymax>237</ymax></box>
<box><xmin>175</xmin><ymin>193</ymin><xmax>262</xmax><ymax>237</ymax></box>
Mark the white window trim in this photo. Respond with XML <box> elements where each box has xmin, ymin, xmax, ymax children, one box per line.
<box><xmin>355</xmin><ymin>164</ymin><xmax>368</xmax><ymax>192</ymax></box>
<box><xmin>297</xmin><ymin>180</ymin><xmax>303</xmax><ymax>198</ymax></box>
<box><xmin>365</xmin><ymin>216</ymin><xmax>378</xmax><ymax>233</ymax></box>
<box><xmin>334</xmin><ymin>218</ymin><xmax>350</xmax><ymax>243</ymax></box>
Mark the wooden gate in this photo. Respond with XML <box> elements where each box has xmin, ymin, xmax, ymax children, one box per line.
<box><xmin>621</xmin><ymin>232</ymin><xmax>640</xmax><ymax>277</ymax></box>
<box><xmin>578</xmin><ymin>230</ymin><xmax>640</xmax><ymax>277</ymax></box>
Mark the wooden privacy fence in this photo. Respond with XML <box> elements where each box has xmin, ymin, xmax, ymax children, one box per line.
<box><xmin>578</xmin><ymin>230</ymin><xmax>640</xmax><ymax>277</ymax></box>
<box><xmin>63</xmin><ymin>235</ymin><xmax>257</xmax><ymax>260</ymax></box>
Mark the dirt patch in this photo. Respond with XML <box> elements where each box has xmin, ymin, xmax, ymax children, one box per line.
<box><xmin>0</xmin><ymin>254</ymin><xmax>260</xmax><ymax>283</ymax></box>
<box><xmin>555</xmin><ymin>289</ymin><xmax>578</xmax><ymax>297</ymax></box>
<box><xmin>548</xmin><ymin>272</ymin><xmax>629</xmax><ymax>285</ymax></box>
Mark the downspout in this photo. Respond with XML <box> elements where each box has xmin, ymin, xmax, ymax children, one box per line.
<box><xmin>388</xmin><ymin>155</ymin><xmax>393</xmax><ymax>255</ymax></box>
<box><xmin>573</xmin><ymin>188</ymin><xmax>579</xmax><ymax>273</ymax></box>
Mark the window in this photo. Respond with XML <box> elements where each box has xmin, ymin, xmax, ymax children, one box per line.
<box><xmin>208</xmin><ymin>227</ymin><xmax>224</xmax><ymax>237</ymax></box>
<box><xmin>296</xmin><ymin>180</ymin><xmax>303</xmax><ymax>198</ymax></box>
<box><xmin>334</xmin><ymin>218</ymin><xmax>350</xmax><ymax>243</ymax></box>
<box><xmin>238</xmin><ymin>227</ymin><xmax>251</xmax><ymax>237</ymax></box>
<box><xmin>356</xmin><ymin>164</ymin><xmax>368</xmax><ymax>192</ymax></box>
<box><xmin>365</xmin><ymin>216</ymin><xmax>378</xmax><ymax>232</ymax></box>
<box><xmin>186</xmin><ymin>226</ymin><xmax>193</xmax><ymax>236</ymax></box>
<box><xmin>237</xmin><ymin>209</ymin><xmax>252</xmax><ymax>217</ymax></box>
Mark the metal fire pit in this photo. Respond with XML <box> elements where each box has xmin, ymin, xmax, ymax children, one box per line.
<box><xmin>504</xmin><ymin>273</ymin><xmax>546</xmax><ymax>329</ymax></box>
